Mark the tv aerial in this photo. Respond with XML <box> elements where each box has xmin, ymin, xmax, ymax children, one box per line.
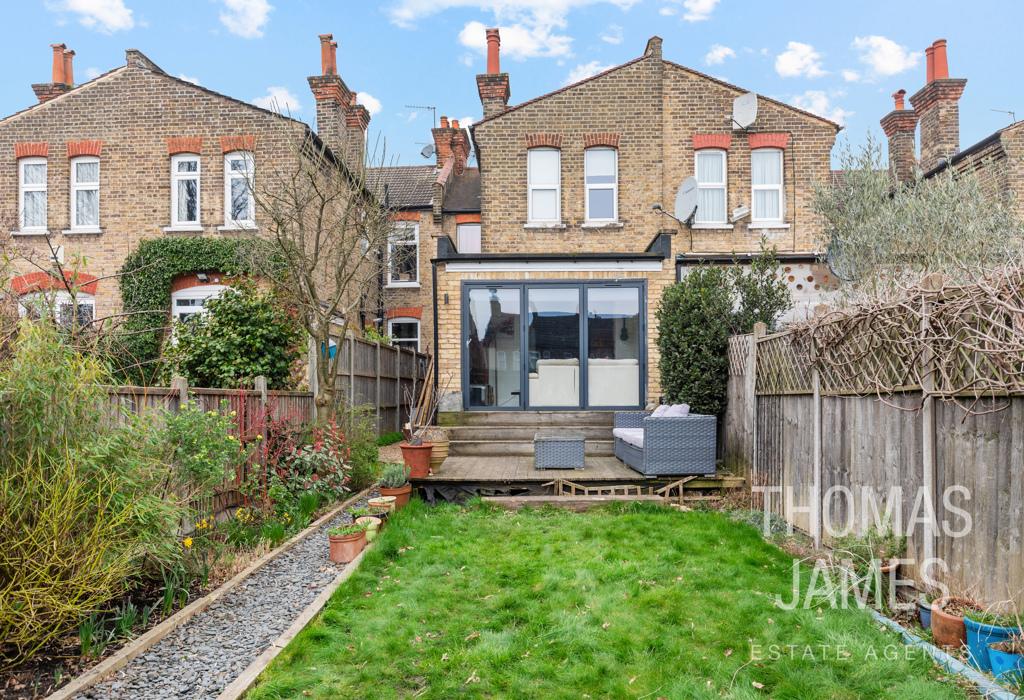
<box><xmin>732</xmin><ymin>92</ymin><xmax>758</xmax><ymax>130</ymax></box>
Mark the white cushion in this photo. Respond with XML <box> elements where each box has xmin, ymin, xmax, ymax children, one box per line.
<box><xmin>613</xmin><ymin>427</ymin><xmax>644</xmax><ymax>449</ymax></box>
<box><xmin>651</xmin><ymin>404</ymin><xmax>670</xmax><ymax>418</ymax></box>
<box><xmin>536</xmin><ymin>358</ymin><xmax>579</xmax><ymax>366</ymax></box>
<box><xmin>588</xmin><ymin>358</ymin><xmax>638</xmax><ymax>366</ymax></box>
<box><xmin>664</xmin><ymin>404</ymin><xmax>690</xmax><ymax>417</ymax></box>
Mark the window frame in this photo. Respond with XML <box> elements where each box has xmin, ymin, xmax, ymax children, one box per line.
<box><xmin>387</xmin><ymin>317</ymin><xmax>421</xmax><ymax>352</ymax></box>
<box><xmin>69</xmin><ymin>155</ymin><xmax>100</xmax><ymax>232</ymax></box>
<box><xmin>18</xmin><ymin>157</ymin><xmax>48</xmax><ymax>233</ymax></box>
<box><xmin>170</xmin><ymin>153</ymin><xmax>202</xmax><ymax>229</ymax></box>
<box><xmin>584</xmin><ymin>147</ymin><xmax>618</xmax><ymax>224</ymax></box>
<box><xmin>223</xmin><ymin>151</ymin><xmax>255</xmax><ymax>229</ymax></box>
<box><xmin>18</xmin><ymin>290</ymin><xmax>95</xmax><ymax>328</ymax></box>
<box><xmin>386</xmin><ymin>222</ymin><xmax>420</xmax><ymax>288</ymax></box>
<box><xmin>527</xmin><ymin>147</ymin><xmax>561</xmax><ymax>225</ymax></box>
<box><xmin>750</xmin><ymin>148</ymin><xmax>785</xmax><ymax>225</ymax></box>
<box><xmin>694</xmin><ymin>149</ymin><xmax>728</xmax><ymax>226</ymax></box>
<box><xmin>170</xmin><ymin>284</ymin><xmax>228</xmax><ymax>325</ymax></box>
<box><xmin>456</xmin><ymin>222</ymin><xmax>481</xmax><ymax>254</ymax></box>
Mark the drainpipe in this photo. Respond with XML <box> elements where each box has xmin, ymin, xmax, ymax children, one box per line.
<box><xmin>431</xmin><ymin>259</ymin><xmax>440</xmax><ymax>408</ymax></box>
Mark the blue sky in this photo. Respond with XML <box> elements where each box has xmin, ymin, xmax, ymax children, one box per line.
<box><xmin>2</xmin><ymin>1</ymin><xmax>1020</xmax><ymax>165</ymax></box>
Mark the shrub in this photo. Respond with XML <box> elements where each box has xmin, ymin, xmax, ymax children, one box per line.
<box><xmin>376</xmin><ymin>431</ymin><xmax>405</xmax><ymax>446</ymax></box>
<box><xmin>380</xmin><ymin>463</ymin><xmax>410</xmax><ymax>488</ymax></box>
<box><xmin>344</xmin><ymin>406</ymin><xmax>382</xmax><ymax>491</ymax></box>
<box><xmin>161</xmin><ymin>283</ymin><xmax>303</xmax><ymax>390</ymax></box>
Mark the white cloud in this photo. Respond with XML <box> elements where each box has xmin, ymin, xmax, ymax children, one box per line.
<box><xmin>851</xmin><ymin>35</ymin><xmax>919</xmax><ymax>78</ymax></box>
<box><xmin>219</xmin><ymin>0</ymin><xmax>272</xmax><ymax>39</ymax></box>
<box><xmin>50</xmin><ymin>0</ymin><xmax>134</xmax><ymax>33</ymax></box>
<box><xmin>792</xmin><ymin>89</ymin><xmax>852</xmax><ymax>125</ymax></box>
<box><xmin>841</xmin><ymin>69</ymin><xmax>860</xmax><ymax>83</ymax></box>
<box><xmin>704</xmin><ymin>43</ymin><xmax>735</xmax><ymax>66</ymax></box>
<box><xmin>84</xmin><ymin>66</ymin><xmax>102</xmax><ymax>79</ymax></box>
<box><xmin>356</xmin><ymin>91</ymin><xmax>382</xmax><ymax>116</ymax></box>
<box><xmin>659</xmin><ymin>6</ymin><xmax>675</xmax><ymax>15</ymax></box>
<box><xmin>775</xmin><ymin>41</ymin><xmax>826</xmax><ymax>78</ymax></box>
<box><xmin>459</xmin><ymin>116</ymin><xmax>475</xmax><ymax>127</ymax></box>
<box><xmin>459</xmin><ymin>53</ymin><xmax>475</xmax><ymax>67</ymax></box>
<box><xmin>253</xmin><ymin>86</ymin><xmax>300</xmax><ymax>114</ymax></box>
<box><xmin>564</xmin><ymin>60</ymin><xmax>613</xmax><ymax>85</ymax></box>
<box><xmin>681</xmin><ymin>0</ymin><xmax>719</xmax><ymax>21</ymax></box>
<box><xmin>600</xmin><ymin>23</ymin><xmax>623</xmax><ymax>45</ymax></box>
<box><xmin>177</xmin><ymin>73</ymin><xmax>201</xmax><ymax>85</ymax></box>
<box><xmin>459</xmin><ymin>19</ymin><xmax>572</xmax><ymax>60</ymax></box>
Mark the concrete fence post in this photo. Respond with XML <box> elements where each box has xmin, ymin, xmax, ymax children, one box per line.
<box><xmin>919</xmin><ymin>273</ymin><xmax>943</xmax><ymax>569</ymax></box>
<box><xmin>171</xmin><ymin>375</ymin><xmax>188</xmax><ymax>411</ymax></box>
<box><xmin>750</xmin><ymin>322</ymin><xmax>766</xmax><ymax>504</ymax></box>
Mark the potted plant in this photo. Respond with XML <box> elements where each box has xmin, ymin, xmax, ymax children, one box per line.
<box><xmin>931</xmin><ymin>596</ymin><xmax>982</xmax><ymax>649</ymax></box>
<box><xmin>400</xmin><ymin>380</ymin><xmax>446</xmax><ymax>478</ymax></box>
<box><xmin>379</xmin><ymin>463</ymin><xmax>412</xmax><ymax>508</ymax></box>
<box><xmin>964</xmin><ymin>608</ymin><xmax>1021</xmax><ymax>672</ymax></box>
<box><xmin>989</xmin><ymin>634</ymin><xmax>1024</xmax><ymax>686</ymax></box>
<box><xmin>429</xmin><ymin>428</ymin><xmax>450</xmax><ymax>471</ymax></box>
<box><xmin>367</xmin><ymin>495</ymin><xmax>397</xmax><ymax>516</ymax></box>
<box><xmin>917</xmin><ymin>593</ymin><xmax>933</xmax><ymax>630</ymax></box>
<box><xmin>327</xmin><ymin>522</ymin><xmax>367</xmax><ymax>563</ymax></box>
<box><xmin>350</xmin><ymin>507</ymin><xmax>383</xmax><ymax>542</ymax></box>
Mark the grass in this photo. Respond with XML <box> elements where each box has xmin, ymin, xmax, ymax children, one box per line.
<box><xmin>248</xmin><ymin>501</ymin><xmax>967</xmax><ymax>699</ymax></box>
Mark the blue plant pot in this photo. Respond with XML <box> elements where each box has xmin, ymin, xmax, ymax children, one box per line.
<box><xmin>964</xmin><ymin>616</ymin><xmax>1019</xmax><ymax>672</ymax></box>
<box><xmin>988</xmin><ymin>643</ymin><xmax>1024</xmax><ymax>685</ymax></box>
<box><xmin>917</xmin><ymin>598</ymin><xmax>932</xmax><ymax>630</ymax></box>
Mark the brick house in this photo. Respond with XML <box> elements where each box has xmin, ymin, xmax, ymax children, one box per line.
<box><xmin>2</xmin><ymin>36</ymin><xmax>372</xmax><ymax>333</ymax></box>
<box><xmin>881</xmin><ymin>38</ymin><xmax>1024</xmax><ymax>219</ymax></box>
<box><xmin>431</xmin><ymin>31</ymin><xmax>840</xmax><ymax>415</ymax></box>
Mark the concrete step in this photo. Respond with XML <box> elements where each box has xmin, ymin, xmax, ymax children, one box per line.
<box><xmin>448</xmin><ymin>425</ymin><xmax>613</xmax><ymax>441</ymax></box>
<box><xmin>442</xmin><ymin>411</ymin><xmax>616</xmax><ymax>427</ymax></box>
<box><xmin>449</xmin><ymin>439</ymin><xmax>615</xmax><ymax>457</ymax></box>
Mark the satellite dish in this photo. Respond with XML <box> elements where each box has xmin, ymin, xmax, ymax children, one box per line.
<box><xmin>732</xmin><ymin>92</ymin><xmax>758</xmax><ymax>130</ymax></box>
<box><xmin>420</xmin><ymin>143</ymin><xmax>435</xmax><ymax>159</ymax></box>
<box><xmin>825</xmin><ymin>239</ymin><xmax>858</xmax><ymax>282</ymax></box>
<box><xmin>674</xmin><ymin>176</ymin><xmax>699</xmax><ymax>224</ymax></box>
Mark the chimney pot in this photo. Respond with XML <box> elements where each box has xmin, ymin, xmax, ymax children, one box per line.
<box><xmin>452</xmin><ymin>119</ymin><xmax>460</xmax><ymax>129</ymax></box>
<box><xmin>318</xmin><ymin>34</ymin><xmax>335</xmax><ymax>75</ymax></box>
<box><xmin>51</xmin><ymin>43</ymin><xmax>67</xmax><ymax>85</ymax></box>
<box><xmin>485</xmin><ymin>28</ymin><xmax>501</xmax><ymax>74</ymax></box>
<box><xmin>925</xmin><ymin>45</ymin><xmax>935</xmax><ymax>84</ymax></box>
<box><xmin>892</xmin><ymin>89</ymin><xmax>906</xmax><ymax>111</ymax></box>
<box><xmin>440</xmin><ymin>116</ymin><xmax>449</xmax><ymax>128</ymax></box>
<box><xmin>932</xmin><ymin>39</ymin><xmax>949</xmax><ymax>80</ymax></box>
<box><xmin>63</xmin><ymin>49</ymin><xmax>75</xmax><ymax>87</ymax></box>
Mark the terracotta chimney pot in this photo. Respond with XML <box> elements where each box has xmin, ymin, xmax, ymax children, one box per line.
<box><xmin>486</xmin><ymin>28</ymin><xmax>501</xmax><ymax>74</ymax></box>
<box><xmin>932</xmin><ymin>39</ymin><xmax>949</xmax><ymax>80</ymax></box>
<box><xmin>51</xmin><ymin>43</ymin><xmax>66</xmax><ymax>84</ymax></box>
<box><xmin>63</xmin><ymin>49</ymin><xmax>75</xmax><ymax>86</ymax></box>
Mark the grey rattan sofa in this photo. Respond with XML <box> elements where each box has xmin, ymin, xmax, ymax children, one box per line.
<box><xmin>613</xmin><ymin>410</ymin><xmax>717</xmax><ymax>476</ymax></box>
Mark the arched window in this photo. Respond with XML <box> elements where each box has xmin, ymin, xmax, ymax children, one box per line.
<box><xmin>751</xmin><ymin>148</ymin><xmax>784</xmax><ymax>225</ymax></box>
<box><xmin>527</xmin><ymin>147</ymin><xmax>560</xmax><ymax>224</ymax></box>
<box><xmin>224</xmin><ymin>151</ymin><xmax>255</xmax><ymax>228</ymax></box>
<box><xmin>584</xmin><ymin>147</ymin><xmax>617</xmax><ymax>223</ymax></box>
<box><xmin>170</xmin><ymin>284</ymin><xmax>228</xmax><ymax>324</ymax></box>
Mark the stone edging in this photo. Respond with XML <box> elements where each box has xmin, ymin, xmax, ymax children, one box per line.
<box><xmin>216</xmin><ymin>542</ymin><xmax>374</xmax><ymax>699</ymax></box>
<box><xmin>869</xmin><ymin>609</ymin><xmax>1019</xmax><ymax>700</ymax></box>
<box><xmin>46</xmin><ymin>487</ymin><xmax>375</xmax><ymax>700</ymax></box>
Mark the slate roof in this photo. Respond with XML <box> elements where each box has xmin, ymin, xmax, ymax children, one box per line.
<box><xmin>443</xmin><ymin>168</ymin><xmax>481</xmax><ymax>212</ymax></box>
<box><xmin>369</xmin><ymin>165</ymin><xmax>436</xmax><ymax>209</ymax></box>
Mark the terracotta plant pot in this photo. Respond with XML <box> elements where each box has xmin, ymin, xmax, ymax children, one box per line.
<box><xmin>400</xmin><ymin>441</ymin><xmax>433</xmax><ymax>478</ymax></box>
<box><xmin>429</xmin><ymin>440</ymin><xmax>449</xmax><ymax>470</ymax></box>
<box><xmin>380</xmin><ymin>483</ymin><xmax>412</xmax><ymax>508</ymax></box>
<box><xmin>355</xmin><ymin>516</ymin><xmax>382</xmax><ymax>542</ymax></box>
<box><xmin>931</xmin><ymin>596</ymin><xmax>975</xmax><ymax>649</ymax></box>
<box><xmin>328</xmin><ymin>529</ymin><xmax>366</xmax><ymax>564</ymax></box>
<box><xmin>367</xmin><ymin>495</ymin><xmax>397</xmax><ymax>516</ymax></box>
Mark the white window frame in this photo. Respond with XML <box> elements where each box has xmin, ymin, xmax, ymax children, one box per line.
<box><xmin>387</xmin><ymin>317</ymin><xmax>421</xmax><ymax>352</ymax></box>
<box><xmin>527</xmin><ymin>147</ymin><xmax>561</xmax><ymax>225</ymax></box>
<box><xmin>751</xmin><ymin>148</ymin><xmax>785</xmax><ymax>225</ymax></box>
<box><xmin>170</xmin><ymin>154</ymin><xmax>202</xmax><ymax>230</ymax></box>
<box><xmin>69</xmin><ymin>155</ymin><xmax>100</xmax><ymax>232</ymax></box>
<box><xmin>223</xmin><ymin>151</ymin><xmax>255</xmax><ymax>229</ymax></box>
<box><xmin>387</xmin><ymin>223</ymin><xmax>420</xmax><ymax>288</ymax></box>
<box><xmin>18</xmin><ymin>290</ymin><xmax>95</xmax><ymax>328</ymax></box>
<box><xmin>170</xmin><ymin>284</ymin><xmax>228</xmax><ymax>325</ymax></box>
<box><xmin>584</xmin><ymin>147</ymin><xmax>618</xmax><ymax>224</ymax></box>
<box><xmin>18</xmin><ymin>157</ymin><xmax>48</xmax><ymax>233</ymax></box>
<box><xmin>456</xmin><ymin>222</ymin><xmax>481</xmax><ymax>254</ymax></box>
<box><xmin>694</xmin><ymin>149</ymin><xmax>728</xmax><ymax>225</ymax></box>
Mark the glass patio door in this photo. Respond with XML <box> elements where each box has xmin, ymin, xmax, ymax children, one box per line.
<box><xmin>466</xmin><ymin>287</ymin><xmax>522</xmax><ymax>408</ymax></box>
<box><xmin>527</xmin><ymin>287</ymin><xmax>581</xmax><ymax>407</ymax></box>
<box><xmin>586</xmin><ymin>286</ymin><xmax>641</xmax><ymax>407</ymax></box>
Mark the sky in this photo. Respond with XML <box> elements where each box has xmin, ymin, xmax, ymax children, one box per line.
<box><xmin>1</xmin><ymin>0</ymin><xmax>1020</xmax><ymax>166</ymax></box>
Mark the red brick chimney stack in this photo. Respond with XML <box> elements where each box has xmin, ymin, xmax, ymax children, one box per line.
<box><xmin>308</xmin><ymin>33</ymin><xmax>369</xmax><ymax>168</ymax></box>
<box><xmin>476</xmin><ymin>28</ymin><xmax>510</xmax><ymax>119</ymax></box>
<box><xmin>880</xmin><ymin>88</ymin><xmax>918</xmax><ymax>183</ymax></box>
<box><xmin>432</xmin><ymin>116</ymin><xmax>471</xmax><ymax>174</ymax></box>
<box><xmin>909</xmin><ymin>38</ymin><xmax>966</xmax><ymax>172</ymax></box>
<box><xmin>33</xmin><ymin>43</ymin><xmax>72</xmax><ymax>102</ymax></box>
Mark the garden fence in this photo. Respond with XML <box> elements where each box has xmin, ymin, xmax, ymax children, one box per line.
<box><xmin>724</xmin><ymin>272</ymin><xmax>1024</xmax><ymax>606</ymax></box>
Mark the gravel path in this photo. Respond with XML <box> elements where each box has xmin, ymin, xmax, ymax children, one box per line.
<box><xmin>77</xmin><ymin>493</ymin><xmax>377</xmax><ymax>700</ymax></box>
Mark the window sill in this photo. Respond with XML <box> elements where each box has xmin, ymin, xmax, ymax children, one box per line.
<box><xmin>386</xmin><ymin>282</ymin><xmax>421</xmax><ymax>289</ymax></box>
<box><xmin>163</xmin><ymin>225</ymin><xmax>204</xmax><ymax>233</ymax></box>
<box><xmin>691</xmin><ymin>223</ymin><xmax>734</xmax><ymax>231</ymax></box>
<box><xmin>217</xmin><ymin>223</ymin><xmax>257</xmax><ymax>232</ymax></box>
<box><xmin>747</xmin><ymin>222</ymin><xmax>791</xmax><ymax>230</ymax></box>
<box><xmin>10</xmin><ymin>229</ymin><xmax>50</xmax><ymax>237</ymax></box>
<box><xmin>62</xmin><ymin>227</ymin><xmax>102</xmax><ymax>235</ymax></box>
<box><xmin>581</xmin><ymin>221</ymin><xmax>623</xmax><ymax>229</ymax></box>
<box><xmin>524</xmin><ymin>222</ymin><xmax>566</xmax><ymax>230</ymax></box>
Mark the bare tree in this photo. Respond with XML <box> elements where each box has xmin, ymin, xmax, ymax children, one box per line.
<box><xmin>246</xmin><ymin>131</ymin><xmax>399</xmax><ymax>413</ymax></box>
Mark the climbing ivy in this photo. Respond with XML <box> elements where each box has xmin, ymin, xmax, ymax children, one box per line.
<box><xmin>113</xmin><ymin>237</ymin><xmax>268</xmax><ymax>385</ymax></box>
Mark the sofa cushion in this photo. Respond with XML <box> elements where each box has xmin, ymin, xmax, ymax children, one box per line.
<box><xmin>612</xmin><ymin>427</ymin><xmax>644</xmax><ymax>449</ymax></box>
<box><xmin>664</xmin><ymin>403</ymin><xmax>690</xmax><ymax>417</ymax></box>
<box><xmin>651</xmin><ymin>404</ymin><xmax>670</xmax><ymax>418</ymax></box>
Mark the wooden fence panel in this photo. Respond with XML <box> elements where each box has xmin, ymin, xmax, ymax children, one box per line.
<box><xmin>724</xmin><ymin>334</ymin><xmax>753</xmax><ymax>474</ymax></box>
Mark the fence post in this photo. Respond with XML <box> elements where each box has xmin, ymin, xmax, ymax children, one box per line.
<box><xmin>919</xmin><ymin>273</ymin><xmax>942</xmax><ymax>569</ymax></box>
<box><xmin>395</xmin><ymin>345</ymin><xmax>402</xmax><ymax>432</ymax></box>
<box><xmin>811</xmin><ymin>364</ymin><xmax>823</xmax><ymax>548</ymax></box>
<box><xmin>375</xmin><ymin>341</ymin><xmax>382</xmax><ymax>434</ymax></box>
<box><xmin>254</xmin><ymin>375</ymin><xmax>269</xmax><ymax>490</ymax></box>
<box><xmin>171</xmin><ymin>375</ymin><xmax>188</xmax><ymax>411</ymax></box>
<box><xmin>749</xmin><ymin>323</ymin><xmax>765</xmax><ymax>505</ymax></box>
<box><xmin>348</xmin><ymin>334</ymin><xmax>355</xmax><ymax>406</ymax></box>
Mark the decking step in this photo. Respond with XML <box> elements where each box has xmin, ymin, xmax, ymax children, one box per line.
<box><xmin>484</xmin><ymin>495</ymin><xmax>666</xmax><ymax>511</ymax></box>
<box><xmin>441</xmin><ymin>411</ymin><xmax>615</xmax><ymax>427</ymax></box>
<box><xmin>448</xmin><ymin>425</ymin><xmax>612</xmax><ymax>441</ymax></box>
<box><xmin>448</xmin><ymin>439</ymin><xmax>614</xmax><ymax>457</ymax></box>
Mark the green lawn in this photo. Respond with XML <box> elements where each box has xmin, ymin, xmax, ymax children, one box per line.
<box><xmin>248</xmin><ymin>501</ymin><xmax>966</xmax><ymax>699</ymax></box>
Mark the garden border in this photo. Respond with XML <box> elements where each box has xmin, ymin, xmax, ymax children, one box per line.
<box><xmin>216</xmin><ymin>542</ymin><xmax>375</xmax><ymax>699</ymax></box>
<box><xmin>45</xmin><ymin>486</ymin><xmax>375</xmax><ymax>700</ymax></box>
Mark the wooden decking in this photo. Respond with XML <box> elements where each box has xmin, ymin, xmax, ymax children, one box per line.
<box><xmin>422</xmin><ymin>455</ymin><xmax>647</xmax><ymax>483</ymax></box>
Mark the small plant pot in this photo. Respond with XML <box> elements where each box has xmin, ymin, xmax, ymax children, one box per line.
<box><xmin>917</xmin><ymin>597</ymin><xmax>932</xmax><ymax>631</ymax></box>
<box><xmin>931</xmin><ymin>597</ymin><xmax>975</xmax><ymax>649</ymax></box>
<box><xmin>380</xmin><ymin>483</ymin><xmax>412</xmax><ymax>509</ymax></box>
<box><xmin>964</xmin><ymin>616</ymin><xmax>1020</xmax><ymax>672</ymax></box>
<box><xmin>877</xmin><ymin>559</ymin><xmax>898</xmax><ymax>575</ymax></box>
<box><xmin>367</xmin><ymin>495</ymin><xmax>396</xmax><ymax>516</ymax></box>
<box><xmin>355</xmin><ymin>516</ymin><xmax>382</xmax><ymax>543</ymax></box>
<box><xmin>429</xmin><ymin>439</ymin><xmax>449</xmax><ymax>470</ymax></box>
<box><xmin>988</xmin><ymin>642</ymin><xmax>1024</xmax><ymax>685</ymax></box>
<box><xmin>400</xmin><ymin>441</ymin><xmax>433</xmax><ymax>479</ymax></box>
<box><xmin>328</xmin><ymin>530</ymin><xmax>366</xmax><ymax>564</ymax></box>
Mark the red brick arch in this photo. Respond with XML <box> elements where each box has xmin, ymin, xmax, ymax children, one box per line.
<box><xmin>385</xmin><ymin>306</ymin><xmax>422</xmax><ymax>320</ymax></box>
<box><xmin>11</xmin><ymin>271</ymin><xmax>98</xmax><ymax>295</ymax></box>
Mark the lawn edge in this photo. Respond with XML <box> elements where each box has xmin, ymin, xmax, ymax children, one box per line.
<box><xmin>46</xmin><ymin>486</ymin><xmax>375</xmax><ymax>700</ymax></box>
<box><xmin>868</xmin><ymin>609</ymin><xmax>1019</xmax><ymax>700</ymax></box>
<box><xmin>216</xmin><ymin>541</ymin><xmax>375</xmax><ymax>700</ymax></box>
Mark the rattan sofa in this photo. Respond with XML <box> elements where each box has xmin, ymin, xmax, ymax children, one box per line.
<box><xmin>612</xmin><ymin>410</ymin><xmax>717</xmax><ymax>476</ymax></box>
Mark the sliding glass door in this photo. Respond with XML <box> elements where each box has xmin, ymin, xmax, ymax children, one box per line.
<box><xmin>463</xmin><ymin>281</ymin><xmax>645</xmax><ymax>410</ymax></box>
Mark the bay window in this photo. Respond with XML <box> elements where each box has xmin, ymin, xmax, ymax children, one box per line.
<box><xmin>584</xmin><ymin>147</ymin><xmax>617</xmax><ymax>223</ymax></box>
<box><xmin>694</xmin><ymin>150</ymin><xmax>727</xmax><ymax>225</ymax></box>
<box><xmin>527</xmin><ymin>148</ymin><xmax>560</xmax><ymax>224</ymax></box>
<box><xmin>751</xmin><ymin>148</ymin><xmax>784</xmax><ymax>224</ymax></box>
<box><xmin>171</xmin><ymin>154</ymin><xmax>201</xmax><ymax>228</ymax></box>
<box><xmin>224</xmin><ymin>151</ymin><xmax>255</xmax><ymax>228</ymax></box>
<box><xmin>18</xmin><ymin>157</ymin><xmax>47</xmax><ymax>232</ymax></box>
<box><xmin>70</xmin><ymin>156</ymin><xmax>100</xmax><ymax>231</ymax></box>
